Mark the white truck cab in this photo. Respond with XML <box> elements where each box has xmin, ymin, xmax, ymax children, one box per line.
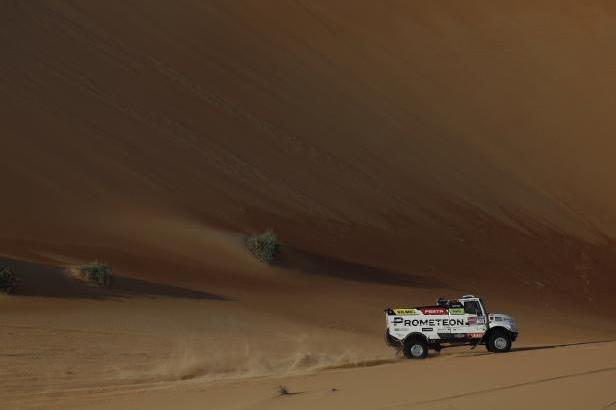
<box><xmin>385</xmin><ymin>295</ymin><xmax>518</xmax><ymax>359</ymax></box>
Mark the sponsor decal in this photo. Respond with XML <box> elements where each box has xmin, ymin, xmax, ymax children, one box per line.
<box><xmin>448</xmin><ymin>308</ymin><xmax>465</xmax><ymax>315</ymax></box>
<box><xmin>393</xmin><ymin>317</ymin><xmax>465</xmax><ymax>327</ymax></box>
<box><xmin>467</xmin><ymin>316</ymin><xmax>485</xmax><ymax>325</ymax></box>
<box><xmin>422</xmin><ymin>328</ymin><xmax>434</xmax><ymax>332</ymax></box>
<box><xmin>393</xmin><ymin>308</ymin><xmax>419</xmax><ymax>315</ymax></box>
<box><xmin>420</xmin><ymin>307</ymin><xmax>448</xmax><ymax>315</ymax></box>
<box><xmin>467</xmin><ymin>333</ymin><xmax>484</xmax><ymax>338</ymax></box>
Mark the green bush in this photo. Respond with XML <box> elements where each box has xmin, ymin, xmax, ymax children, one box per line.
<box><xmin>0</xmin><ymin>264</ymin><xmax>16</xmax><ymax>294</ymax></box>
<box><xmin>246</xmin><ymin>230</ymin><xmax>280</xmax><ymax>264</ymax></box>
<box><xmin>80</xmin><ymin>262</ymin><xmax>112</xmax><ymax>287</ymax></box>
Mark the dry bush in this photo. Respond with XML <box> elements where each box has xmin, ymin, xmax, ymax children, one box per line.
<box><xmin>0</xmin><ymin>264</ymin><xmax>16</xmax><ymax>294</ymax></box>
<box><xmin>79</xmin><ymin>261</ymin><xmax>112</xmax><ymax>287</ymax></box>
<box><xmin>246</xmin><ymin>230</ymin><xmax>280</xmax><ymax>264</ymax></box>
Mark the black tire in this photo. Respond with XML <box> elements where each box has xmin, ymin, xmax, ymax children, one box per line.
<box><xmin>403</xmin><ymin>337</ymin><xmax>428</xmax><ymax>359</ymax></box>
<box><xmin>484</xmin><ymin>335</ymin><xmax>494</xmax><ymax>352</ymax></box>
<box><xmin>488</xmin><ymin>329</ymin><xmax>512</xmax><ymax>353</ymax></box>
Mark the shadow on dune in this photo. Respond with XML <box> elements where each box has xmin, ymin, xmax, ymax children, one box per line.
<box><xmin>274</xmin><ymin>247</ymin><xmax>445</xmax><ymax>288</ymax></box>
<box><xmin>458</xmin><ymin>339</ymin><xmax>616</xmax><ymax>358</ymax></box>
<box><xmin>6</xmin><ymin>260</ymin><xmax>227</xmax><ymax>301</ymax></box>
<box><xmin>510</xmin><ymin>339</ymin><xmax>616</xmax><ymax>352</ymax></box>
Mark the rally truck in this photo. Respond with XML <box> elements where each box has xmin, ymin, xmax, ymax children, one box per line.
<box><xmin>384</xmin><ymin>295</ymin><xmax>518</xmax><ymax>359</ymax></box>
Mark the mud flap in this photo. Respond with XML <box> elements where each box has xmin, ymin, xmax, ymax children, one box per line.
<box><xmin>470</xmin><ymin>333</ymin><xmax>488</xmax><ymax>350</ymax></box>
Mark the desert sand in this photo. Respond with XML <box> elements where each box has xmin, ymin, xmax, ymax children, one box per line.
<box><xmin>1</xmin><ymin>1</ymin><xmax>616</xmax><ymax>409</ymax></box>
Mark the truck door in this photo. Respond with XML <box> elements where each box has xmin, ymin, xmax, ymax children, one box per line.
<box><xmin>460</xmin><ymin>299</ymin><xmax>488</xmax><ymax>337</ymax></box>
<box><xmin>447</xmin><ymin>304</ymin><xmax>466</xmax><ymax>339</ymax></box>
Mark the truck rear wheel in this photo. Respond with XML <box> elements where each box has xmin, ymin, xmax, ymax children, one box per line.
<box><xmin>487</xmin><ymin>329</ymin><xmax>512</xmax><ymax>353</ymax></box>
<box><xmin>403</xmin><ymin>337</ymin><xmax>428</xmax><ymax>359</ymax></box>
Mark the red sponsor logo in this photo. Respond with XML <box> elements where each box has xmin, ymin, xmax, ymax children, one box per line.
<box><xmin>467</xmin><ymin>333</ymin><xmax>484</xmax><ymax>339</ymax></box>
<box><xmin>420</xmin><ymin>307</ymin><xmax>448</xmax><ymax>315</ymax></box>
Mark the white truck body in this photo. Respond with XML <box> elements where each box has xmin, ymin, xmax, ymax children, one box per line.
<box><xmin>385</xmin><ymin>295</ymin><xmax>518</xmax><ymax>358</ymax></box>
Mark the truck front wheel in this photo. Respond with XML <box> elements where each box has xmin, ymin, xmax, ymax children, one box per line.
<box><xmin>487</xmin><ymin>329</ymin><xmax>512</xmax><ymax>353</ymax></box>
<box><xmin>403</xmin><ymin>337</ymin><xmax>428</xmax><ymax>359</ymax></box>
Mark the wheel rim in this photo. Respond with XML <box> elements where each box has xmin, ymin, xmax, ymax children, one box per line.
<box><xmin>494</xmin><ymin>337</ymin><xmax>507</xmax><ymax>350</ymax></box>
<box><xmin>410</xmin><ymin>344</ymin><xmax>424</xmax><ymax>357</ymax></box>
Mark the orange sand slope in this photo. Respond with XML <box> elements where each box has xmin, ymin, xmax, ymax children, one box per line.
<box><xmin>2</xmin><ymin>1</ymin><xmax>616</xmax><ymax>409</ymax></box>
<box><xmin>2</xmin><ymin>1</ymin><xmax>616</xmax><ymax>308</ymax></box>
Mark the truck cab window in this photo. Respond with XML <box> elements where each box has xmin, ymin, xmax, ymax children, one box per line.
<box><xmin>463</xmin><ymin>301</ymin><xmax>483</xmax><ymax>316</ymax></box>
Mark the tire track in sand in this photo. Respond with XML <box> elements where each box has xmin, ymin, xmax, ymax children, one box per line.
<box><xmin>380</xmin><ymin>367</ymin><xmax>616</xmax><ymax>409</ymax></box>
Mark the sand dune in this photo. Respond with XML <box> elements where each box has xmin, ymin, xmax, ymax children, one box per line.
<box><xmin>2</xmin><ymin>1</ymin><xmax>616</xmax><ymax>408</ymax></box>
<box><xmin>2</xmin><ymin>1</ymin><xmax>616</xmax><ymax>307</ymax></box>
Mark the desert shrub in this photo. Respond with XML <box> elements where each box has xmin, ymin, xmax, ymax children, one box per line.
<box><xmin>278</xmin><ymin>385</ymin><xmax>290</xmax><ymax>396</ymax></box>
<box><xmin>246</xmin><ymin>230</ymin><xmax>280</xmax><ymax>264</ymax></box>
<box><xmin>79</xmin><ymin>262</ymin><xmax>112</xmax><ymax>287</ymax></box>
<box><xmin>0</xmin><ymin>264</ymin><xmax>16</xmax><ymax>294</ymax></box>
